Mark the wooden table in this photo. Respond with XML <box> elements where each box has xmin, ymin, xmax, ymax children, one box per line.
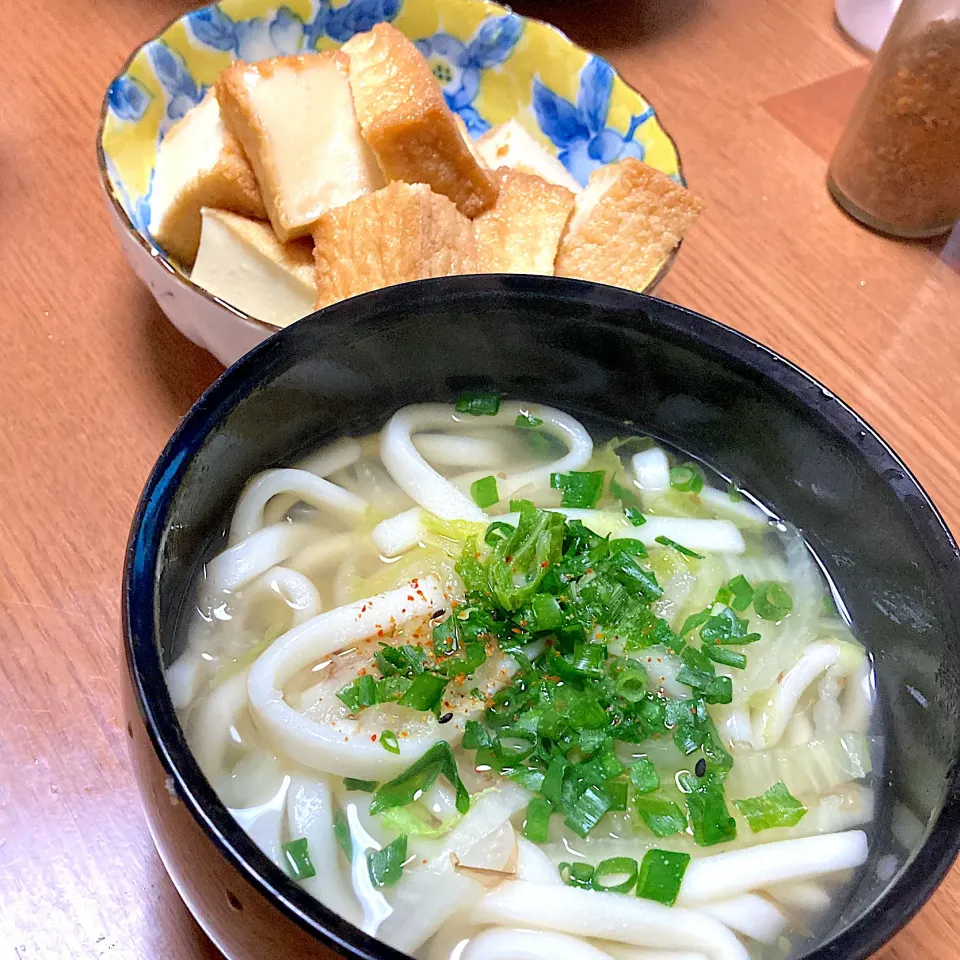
<box><xmin>3</xmin><ymin>0</ymin><xmax>958</xmax><ymax>956</ymax></box>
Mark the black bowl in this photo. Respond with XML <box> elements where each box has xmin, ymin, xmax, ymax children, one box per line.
<box><xmin>123</xmin><ymin>275</ymin><xmax>960</xmax><ymax>960</ymax></box>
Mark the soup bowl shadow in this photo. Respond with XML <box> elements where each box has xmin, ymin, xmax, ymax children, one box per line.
<box><xmin>123</xmin><ymin>274</ymin><xmax>960</xmax><ymax>960</ymax></box>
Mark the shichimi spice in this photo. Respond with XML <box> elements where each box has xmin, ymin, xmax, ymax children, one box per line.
<box><xmin>828</xmin><ymin>17</ymin><xmax>960</xmax><ymax>237</ymax></box>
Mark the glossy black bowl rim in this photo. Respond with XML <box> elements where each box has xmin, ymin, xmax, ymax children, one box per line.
<box><xmin>123</xmin><ymin>274</ymin><xmax>960</xmax><ymax>960</ymax></box>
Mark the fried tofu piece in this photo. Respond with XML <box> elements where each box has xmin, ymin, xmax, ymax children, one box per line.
<box><xmin>312</xmin><ymin>182</ymin><xmax>477</xmax><ymax>308</ymax></box>
<box><xmin>477</xmin><ymin>119</ymin><xmax>582</xmax><ymax>194</ymax></box>
<box><xmin>555</xmin><ymin>159</ymin><xmax>704</xmax><ymax>291</ymax></box>
<box><xmin>190</xmin><ymin>208</ymin><xmax>316</xmax><ymax>327</ymax></box>
<box><xmin>148</xmin><ymin>90</ymin><xmax>266</xmax><ymax>266</ymax></box>
<box><xmin>216</xmin><ymin>52</ymin><xmax>384</xmax><ymax>242</ymax></box>
<box><xmin>342</xmin><ymin>24</ymin><xmax>498</xmax><ymax>218</ymax></box>
<box><xmin>475</xmin><ymin>170</ymin><xmax>575</xmax><ymax>274</ymax></box>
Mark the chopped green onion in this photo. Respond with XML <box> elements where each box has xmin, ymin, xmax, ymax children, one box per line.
<box><xmin>337</xmin><ymin>674</ymin><xmax>378</xmax><ymax>712</ymax></box>
<box><xmin>565</xmin><ymin>784</ymin><xmax>612</xmax><ymax>838</ymax></box>
<box><xmin>531</xmin><ymin>594</ymin><xmax>563</xmax><ymax>631</ymax></box>
<box><xmin>559</xmin><ymin>861</ymin><xmax>596</xmax><ymax>889</ymax></box>
<box><xmin>727</xmin><ymin>574</ymin><xmax>754</xmax><ymax>612</ymax></box>
<box><xmin>734</xmin><ymin>781</ymin><xmax>808</xmax><ymax>832</ymax></box>
<box><xmin>367</xmin><ymin>835</ymin><xmax>408</xmax><ymax>888</ymax></box>
<box><xmin>683</xmin><ymin>776</ymin><xmax>738</xmax><ymax>847</ymax></box>
<box><xmin>703</xmin><ymin>674</ymin><xmax>733</xmax><ymax>704</ymax></box>
<box><xmin>727</xmin><ymin>483</ymin><xmax>743</xmax><ymax>503</ymax></box>
<box><xmin>462</xmin><ymin>720</ymin><xmax>493</xmax><ymax>750</ymax></box>
<box><xmin>432</xmin><ymin>618</ymin><xmax>458</xmax><ymax>658</ymax></box>
<box><xmin>636</xmin><ymin>849</ymin><xmax>691</xmax><ymax>906</ymax></box>
<box><xmin>511</xmin><ymin>767</ymin><xmax>546</xmax><ymax>792</ymax></box>
<box><xmin>679</xmin><ymin>609</ymin><xmax>712</xmax><ymax>636</ymax></box>
<box><xmin>550</xmin><ymin>471</ymin><xmax>606</xmax><ymax>508</ymax></box>
<box><xmin>571</xmin><ymin>641</ymin><xmax>607</xmax><ymax>677</ymax></box>
<box><xmin>523</xmin><ymin>795</ymin><xmax>554</xmax><ymax>842</ymax></box>
<box><xmin>703</xmin><ymin>645</ymin><xmax>747</xmax><ymax>670</ymax></box>
<box><xmin>604</xmin><ymin>780</ymin><xmax>629</xmax><ymax>811</ymax></box>
<box><xmin>610</xmin><ymin>479</ymin><xmax>647</xmax><ymax>527</ymax></box>
<box><xmin>753</xmin><ymin>581</ymin><xmax>794</xmax><ymax>621</ymax></box>
<box><xmin>281</xmin><ymin>837</ymin><xmax>316</xmax><ymax>880</ymax></box>
<box><xmin>343</xmin><ymin>778</ymin><xmax>378</xmax><ymax>792</ymax></box>
<box><xmin>615</xmin><ymin>667</ymin><xmax>648</xmax><ymax>702</ymax></box>
<box><xmin>592</xmin><ymin>856</ymin><xmax>639</xmax><ymax>893</ymax></box>
<box><xmin>375</xmin><ymin>643</ymin><xmax>426</xmax><ymax>677</ymax></box>
<box><xmin>634</xmin><ymin>796</ymin><xmax>687</xmax><ymax>837</ymax></box>
<box><xmin>669</xmin><ymin>464</ymin><xmax>704</xmax><ymax>494</ymax></box>
<box><xmin>714</xmin><ymin>586</ymin><xmax>734</xmax><ymax>606</ymax></box>
<box><xmin>515</xmin><ymin>411</ymin><xmax>543</xmax><ymax>428</ymax></box>
<box><xmin>470</xmin><ymin>475</ymin><xmax>499</xmax><ymax>509</ymax></box>
<box><xmin>494</xmin><ymin>727</ymin><xmax>537</xmax><ymax>763</ymax></box>
<box><xmin>628</xmin><ymin>757</ymin><xmax>660</xmax><ymax>794</ymax></box>
<box><xmin>456</xmin><ymin>391</ymin><xmax>500</xmax><ymax>416</ymax></box>
<box><xmin>379</xmin><ymin>730</ymin><xmax>400</xmax><ymax>755</ymax></box>
<box><xmin>333</xmin><ymin>809</ymin><xmax>352</xmax><ymax>858</ymax></box>
<box><xmin>370</xmin><ymin>741</ymin><xmax>469</xmax><ymax>815</ymax></box>
<box><xmin>541</xmin><ymin>756</ymin><xmax>569</xmax><ymax>805</ymax></box>
<box><xmin>398</xmin><ymin>672</ymin><xmax>448</xmax><ymax>712</ymax></box>
<box><xmin>655</xmin><ymin>535</ymin><xmax>705</xmax><ymax>560</ymax></box>
<box><xmin>699</xmin><ymin>606</ymin><xmax>759</xmax><ymax>645</ymax></box>
<box><xmin>609</xmin><ymin>538</ymin><xmax>647</xmax><ymax>557</ymax></box>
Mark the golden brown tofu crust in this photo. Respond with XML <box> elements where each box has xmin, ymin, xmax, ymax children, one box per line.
<box><xmin>343</xmin><ymin>24</ymin><xmax>498</xmax><ymax>218</ymax></box>
<box><xmin>153</xmin><ymin>95</ymin><xmax>266</xmax><ymax>266</ymax></box>
<box><xmin>311</xmin><ymin>182</ymin><xmax>476</xmax><ymax>307</ymax></box>
<box><xmin>555</xmin><ymin>158</ymin><xmax>704</xmax><ymax>292</ymax></box>
<box><xmin>216</xmin><ymin>52</ymin><xmax>355</xmax><ymax>241</ymax></box>
<box><xmin>474</xmin><ymin>169</ymin><xmax>575</xmax><ymax>274</ymax></box>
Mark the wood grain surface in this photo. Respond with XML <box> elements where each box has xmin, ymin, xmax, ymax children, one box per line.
<box><xmin>1</xmin><ymin>0</ymin><xmax>958</xmax><ymax>957</ymax></box>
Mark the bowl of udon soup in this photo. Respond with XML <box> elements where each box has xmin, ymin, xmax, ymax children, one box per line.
<box><xmin>124</xmin><ymin>275</ymin><xmax>960</xmax><ymax>960</ymax></box>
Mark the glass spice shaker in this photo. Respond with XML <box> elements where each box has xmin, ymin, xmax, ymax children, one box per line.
<box><xmin>827</xmin><ymin>0</ymin><xmax>960</xmax><ymax>238</ymax></box>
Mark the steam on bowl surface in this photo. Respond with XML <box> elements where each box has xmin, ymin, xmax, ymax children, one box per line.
<box><xmin>124</xmin><ymin>276</ymin><xmax>960</xmax><ymax>960</ymax></box>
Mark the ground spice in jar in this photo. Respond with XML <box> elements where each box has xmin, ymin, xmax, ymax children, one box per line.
<box><xmin>829</xmin><ymin>18</ymin><xmax>960</xmax><ymax>237</ymax></box>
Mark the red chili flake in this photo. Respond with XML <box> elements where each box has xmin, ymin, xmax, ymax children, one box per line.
<box><xmin>408</xmin><ymin>595</ymin><xmax>415</xmax><ymax>602</ymax></box>
<box><xmin>377</xmin><ymin>630</ymin><xmax>384</xmax><ymax>637</ymax></box>
<box><xmin>505</xmin><ymin>556</ymin><xmax>513</xmax><ymax>563</ymax></box>
<box><xmin>777</xmin><ymin>671</ymin><xmax>785</xmax><ymax>684</ymax></box>
<box><xmin>371</xmin><ymin>735</ymin><xmax>377</xmax><ymax>742</ymax></box>
<box><xmin>541</xmin><ymin>561</ymin><xmax>549</xmax><ymax>568</ymax></box>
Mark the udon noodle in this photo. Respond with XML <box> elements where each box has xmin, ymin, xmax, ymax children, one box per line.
<box><xmin>169</xmin><ymin>399</ymin><xmax>877</xmax><ymax>959</ymax></box>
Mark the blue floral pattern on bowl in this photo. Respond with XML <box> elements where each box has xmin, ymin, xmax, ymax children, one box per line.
<box><xmin>187</xmin><ymin>4</ymin><xmax>323</xmax><ymax>60</ymax></box>
<box><xmin>107</xmin><ymin>75</ymin><xmax>153</xmax><ymax>123</ymax></box>
<box><xmin>415</xmin><ymin>14</ymin><xmax>522</xmax><ymax>137</ymax></box>
<box><xmin>534</xmin><ymin>57</ymin><xmax>655</xmax><ymax>187</ymax></box>
<box><xmin>147</xmin><ymin>43</ymin><xmax>209</xmax><ymax>131</ymax></box>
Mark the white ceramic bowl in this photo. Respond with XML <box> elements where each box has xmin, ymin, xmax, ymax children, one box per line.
<box><xmin>97</xmin><ymin>0</ymin><xmax>685</xmax><ymax>364</ymax></box>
